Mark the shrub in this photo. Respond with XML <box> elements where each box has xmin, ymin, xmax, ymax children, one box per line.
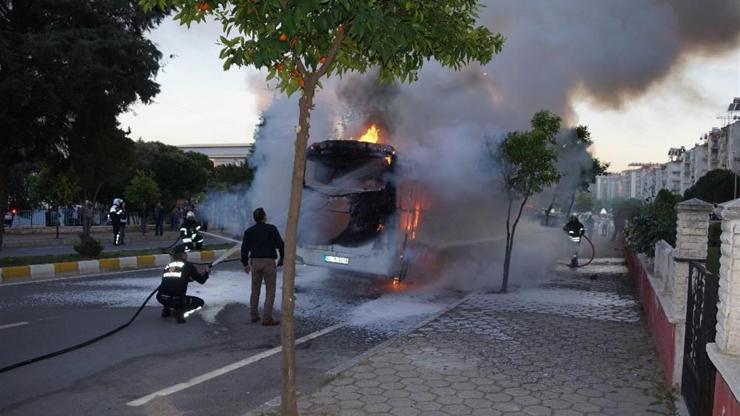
<box><xmin>74</xmin><ymin>234</ymin><xmax>103</xmax><ymax>257</ymax></box>
<box><xmin>625</xmin><ymin>190</ymin><xmax>678</xmax><ymax>257</ymax></box>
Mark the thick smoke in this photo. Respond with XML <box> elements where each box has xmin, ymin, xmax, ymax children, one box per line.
<box><xmin>478</xmin><ymin>0</ymin><xmax>740</xmax><ymax>124</ymax></box>
<box><xmin>234</xmin><ymin>0</ymin><xmax>739</xmax><ymax>290</ymax></box>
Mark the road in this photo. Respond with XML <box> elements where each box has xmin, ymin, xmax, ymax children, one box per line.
<box><xmin>0</xmin><ymin>263</ymin><xmax>463</xmax><ymax>415</ymax></box>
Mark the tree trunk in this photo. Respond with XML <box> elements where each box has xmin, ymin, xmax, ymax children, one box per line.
<box><xmin>566</xmin><ymin>190</ymin><xmax>577</xmax><ymax>216</ymax></box>
<box><xmin>281</xmin><ymin>85</ymin><xmax>315</xmax><ymax>416</ymax></box>
<box><xmin>501</xmin><ymin>238</ymin><xmax>512</xmax><ymax>292</ymax></box>
<box><xmin>501</xmin><ymin>195</ymin><xmax>529</xmax><ymax>293</ymax></box>
<box><xmin>544</xmin><ymin>193</ymin><xmax>557</xmax><ymax>226</ymax></box>
<box><xmin>501</xmin><ymin>197</ymin><xmax>513</xmax><ymax>292</ymax></box>
<box><xmin>92</xmin><ymin>182</ymin><xmax>104</xmax><ymax>206</ymax></box>
<box><xmin>55</xmin><ymin>205</ymin><xmax>60</xmax><ymax>239</ymax></box>
<box><xmin>141</xmin><ymin>203</ymin><xmax>147</xmax><ymax>235</ymax></box>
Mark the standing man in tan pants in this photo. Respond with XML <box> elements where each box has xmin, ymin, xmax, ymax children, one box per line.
<box><xmin>241</xmin><ymin>208</ymin><xmax>285</xmax><ymax>326</ymax></box>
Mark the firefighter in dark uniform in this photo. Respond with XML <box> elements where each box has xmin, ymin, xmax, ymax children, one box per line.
<box><xmin>156</xmin><ymin>244</ymin><xmax>211</xmax><ymax>323</ymax></box>
<box><xmin>563</xmin><ymin>215</ymin><xmax>586</xmax><ymax>267</ymax></box>
<box><xmin>180</xmin><ymin>211</ymin><xmax>204</xmax><ymax>250</ymax></box>
<box><xmin>108</xmin><ymin>198</ymin><xmax>124</xmax><ymax>246</ymax></box>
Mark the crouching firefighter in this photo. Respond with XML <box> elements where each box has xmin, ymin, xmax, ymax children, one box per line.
<box><xmin>156</xmin><ymin>244</ymin><xmax>211</xmax><ymax>323</ymax></box>
<box><xmin>563</xmin><ymin>215</ymin><xmax>585</xmax><ymax>268</ymax></box>
<box><xmin>180</xmin><ymin>211</ymin><xmax>204</xmax><ymax>250</ymax></box>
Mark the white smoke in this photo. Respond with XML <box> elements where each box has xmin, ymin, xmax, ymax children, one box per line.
<box><xmin>216</xmin><ymin>0</ymin><xmax>740</xmax><ymax>290</ymax></box>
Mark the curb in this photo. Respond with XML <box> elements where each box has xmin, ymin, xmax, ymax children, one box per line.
<box><xmin>242</xmin><ymin>290</ymin><xmax>479</xmax><ymax>416</ymax></box>
<box><xmin>0</xmin><ymin>249</ymin><xmax>230</xmax><ymax>284</ymax></box>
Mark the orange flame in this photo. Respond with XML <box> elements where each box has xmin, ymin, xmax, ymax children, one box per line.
<box><xmin>359</xmin><ymin>125</ymin><xmax>379</xmax><ymax>143</ymax></box>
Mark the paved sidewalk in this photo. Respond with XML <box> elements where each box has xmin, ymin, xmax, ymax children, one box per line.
<box><xmin>295</xmin><ymin>258</ymin><xmax>673</xmax><ymax>415</ymax></box>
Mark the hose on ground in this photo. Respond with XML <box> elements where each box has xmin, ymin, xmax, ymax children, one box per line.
<box><xmin>0</xmin><ymin>286</ymin><xmax>160</xmax><ymax>374</ymax></box>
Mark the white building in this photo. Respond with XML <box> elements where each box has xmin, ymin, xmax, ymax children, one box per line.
<box><xmin>177</xmin><ymin>144</ymin><xmax>254</xmax><ymax>166</ymax></box>
<box><xmin>583</xmin><ymin>99</ymin><xmax>740</xmax><ymax>202</ymax></box>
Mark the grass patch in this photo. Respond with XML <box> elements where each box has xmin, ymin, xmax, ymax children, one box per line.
<box><xmin>707</xmin><ymin>245</ymin><xmax>720</xmax><ymax>275</ymax></box>
<box><xmin>0</xmin><ymin>243</ymin><xmax>234</xmax><ymax>268</ymax></box>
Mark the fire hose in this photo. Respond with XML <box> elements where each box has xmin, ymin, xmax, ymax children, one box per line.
<box><xmin>0</xmin><ymin>246</ymin><xmax>240</xmax><ymax>375</ymax></box>
<box><xmin>573</xmin><ymin>234</ymin><xmax>596</xmax><ymax>268</ymax></box>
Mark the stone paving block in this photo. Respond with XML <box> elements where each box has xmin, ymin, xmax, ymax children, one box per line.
<box><xmin>298</xmin><ymin>259</ymin><xmax>673</xmax><ymax>416</ymax></box>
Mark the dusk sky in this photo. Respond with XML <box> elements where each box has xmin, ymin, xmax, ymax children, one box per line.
<box><xmin>118</xmin><ymin>14</ymin><xmax>740</xmax><ymax>173</ymax></box>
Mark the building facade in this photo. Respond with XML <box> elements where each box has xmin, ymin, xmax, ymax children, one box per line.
<box><xmin>595</xmin><ymin>114</ymin><xmax>740</xmax><ymax>201</ymax></box>
<box><xmin>177</xmin><ymin>144</ymin><xmax>254</xmax><ymax>166</ymax></box>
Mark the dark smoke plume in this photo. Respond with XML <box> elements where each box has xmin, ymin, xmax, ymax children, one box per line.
<box><xmin>239</xmin><ymin>0</ymin><xmax>740</xmax><ymax>290</ymax></box>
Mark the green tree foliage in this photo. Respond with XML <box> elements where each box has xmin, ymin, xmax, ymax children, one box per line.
<box><xmin>28</xmin><ymin>168</ymin><xmax>81</xmax><ymax>238</ymax></box>
<box><xmin>28</xmin><ymin>168</ymin><xmax>81</xmax><ymax>209</ymax></box>
<box><xmin>496</xmin><ymin>111</ymin><xmax>561</xmax><ymax>292</ymax></box>
<box><xmin>683</xmin><ymin>169</ymin><xmax>739</xmax><ymax>204</ymax></box>
<box><xmin>541</xmin><ymin>125</ymin><xmax>609</xmax><ymax>224</ymax></box>
<box><xmin>575</xmin><ymin>192</ymin><xmax>593</xmax><ymax>213</ymax></box>
<box><xmin>138</xmin><ymin>1</ymin><xmax>505</xmax><ymax>412</ymax></box>
<box><xmin>125</xmin><ymin>170</ymin><xmax>162</xmax><ymax>209</ymax></box>
<box><xmin>68</xmin><ymin>131</ymin><xmax>136</xmax><ymax>203</ymax></box>
<box><xmin>209</xmin><ymin>164</ymin><xmax>255</xmax><ymax>190</ymax></box>
<box><xmin>625</xmin><ymin>189</ymin><xmax>679</xmax><ymax>256</ymax></box>
<box><xmin>0</xmin><ymin>0</ymin><xmax>166</xmax><ymax>250</ymax></box>
<box><xmin>132</xmin><ymin>141</ymin><xmax>214</xmax><ymax>204</ymax></box>
<box><xmin>125</xmin><ymin>170</ymin><xmax>162</xmax><ymax>234</ymax></box>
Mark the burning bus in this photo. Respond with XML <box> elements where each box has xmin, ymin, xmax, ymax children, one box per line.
<box><xmin>296</xmin><ymin>126</ymin><xmax>423</xmax><ymax>281</ymax></box>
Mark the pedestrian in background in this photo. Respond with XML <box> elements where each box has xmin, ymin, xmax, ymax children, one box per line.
<box><xmin>241</xmin><ymin>207</ymin><xmax>284</xmax><ymax>326</ymax></box>
<box><xmin>72</xmin><ymin>205</ymin><xmax>79</xmax><ymax>226</ymax></box>
<box><xmin>154</xmin><ymin>203</ymin><xmax>164</xmax><ymax>236</ymax></box>
<box><xmin>585</xmin><ymin>214</ymin><xmax>594</xmax><ymax>239</ymax></box>
<box><xmin>170</xmin><ymin>207</ymin><xmax>180</xmax><ymax>231</ymax></box>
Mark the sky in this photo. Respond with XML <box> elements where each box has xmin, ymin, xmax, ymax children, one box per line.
<box><xmin>117</xmin><ymin>15</ymin><xmax>740</xmax><ymax>173</ymax></box>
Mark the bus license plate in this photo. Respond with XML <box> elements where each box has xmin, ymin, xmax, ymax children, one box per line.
<box><xmin>324</xmin><ymin>255</ymin><xmax>349</xmax><ymax>265</ymax></box>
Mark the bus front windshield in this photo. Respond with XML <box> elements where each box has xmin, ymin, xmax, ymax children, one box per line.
<box><xmin>305</xmin><ymin>156</ymin><xmax>392</xmax><ymax>196</ymax></box>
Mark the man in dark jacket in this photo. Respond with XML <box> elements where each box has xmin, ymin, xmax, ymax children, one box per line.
<box><xmin>241</xmin><ymin>207</ymin><xmax>284</xmax><ymax>326</ymax></box>
<box><xmin>563</xmin><ymin>215</ymin><xmax>585</xmax><ymax>267</ymax></box>
<box><xmin>156</xmin><ymin>244</ymin><xmax>211</xmax><ymax>323</ymax></box>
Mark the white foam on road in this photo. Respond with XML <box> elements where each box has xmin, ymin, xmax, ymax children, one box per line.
<box><xmin>348</xmin><ymin>293</ymin><xmax>448</xmax><ymax>334</ymax></box>
<box><xmin>21</xmin><ymin>265</ymin><xmax>452</xmax><ymax>333</ymax></box>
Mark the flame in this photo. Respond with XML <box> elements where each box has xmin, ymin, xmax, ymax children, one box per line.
<box><xmin>359</xmin><ymin>125</ymin><xmax>379</xmax><ymax>143</ymax></box>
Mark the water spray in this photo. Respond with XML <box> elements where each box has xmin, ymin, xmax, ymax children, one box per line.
<box><xmin>0</xmin><ymin>237</ymin><xmax>243</xmax><ymax>374</ymax></box>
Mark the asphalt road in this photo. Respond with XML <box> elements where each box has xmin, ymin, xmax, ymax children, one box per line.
<box><xmin>0</xmin><ymin>263</ymin><xmax>463</xmax><ymax>415</ymax></box>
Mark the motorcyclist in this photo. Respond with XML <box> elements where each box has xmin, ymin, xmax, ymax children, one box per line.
<box><xmin>180</xmin><ymin>211</ymin><xmax>204</xmax><ymax>250</ymax></box>
<box><xmin>563</xmin><ymin>215</ymin><xmax>585</xmax><ymax>268</ymax></box>
<box><xmin>108</xmin><ymin>198</ymin><xmax>124</xmax><ymax>246</ymax></box>
<box><xmin>156</xmin><ymin>244</ymin><xmax>211</xmax><ymax>323</ymax></box>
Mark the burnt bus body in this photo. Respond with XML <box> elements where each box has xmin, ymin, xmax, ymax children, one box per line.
<box><xmin>297</xmin><ymin>140</ymin><xmax>410</xmax><ymax>279</ymax></box>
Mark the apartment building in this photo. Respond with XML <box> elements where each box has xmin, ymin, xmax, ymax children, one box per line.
<box><xmin>595</xmin><ymin>98</ymin><xmax>740</xmax><ymax>201</ymax></box>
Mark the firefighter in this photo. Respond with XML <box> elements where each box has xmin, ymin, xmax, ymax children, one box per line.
<box><xmin>156</xmin><ymin>244</ymin><xmax>211</xmax><ymax>323</ymax></box>
<box><xmin>563</xmin><ymin>215</ymin><xmax>585</xmax><ymax>268</ymax></box>
<box><xmin>180</xmin><ymin>211</ymin><xmax>204</xmax><ymax>250</ymax></box>
<box><xmin>108</xmin><ymin>198</ymin><xmax>124</xmax><ymax>246</ymax></box>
